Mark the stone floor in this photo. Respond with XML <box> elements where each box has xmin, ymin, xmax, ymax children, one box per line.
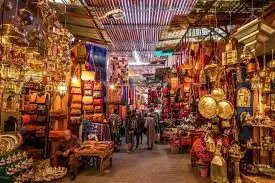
<box><xmin>62</xmin><ymin>142</ymin><xmax>209</xmax><ymax>183</ymax></box>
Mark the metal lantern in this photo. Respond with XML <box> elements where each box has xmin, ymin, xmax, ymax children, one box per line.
<box><xmin>57</xmin><ymin>82</ymin><xmax>67</xmax><ymax>96</ymax></box>
<box><xmin>210</xmin><ymin>140</ymin><xmax>229</xmax><ymax>183</ymax></box>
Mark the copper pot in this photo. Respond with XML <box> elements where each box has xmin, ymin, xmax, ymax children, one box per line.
<box><xmin>246</xmin><ymin>63</ymin><xmax>257</xmax><ymax>73</ymax></box>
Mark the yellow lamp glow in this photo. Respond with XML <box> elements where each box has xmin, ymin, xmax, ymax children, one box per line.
<box><xmin>110</xmin><ymin>84</ymin><xmax>115</xmax><ymax>90</ymax></box>
<box><xmin>71</xmin><ymin>75</ymin><xmax>78</xmax><ymax>83</ymax></box>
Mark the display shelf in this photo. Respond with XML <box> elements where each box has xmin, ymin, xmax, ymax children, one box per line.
<box><xmin>242</xmin><ymin>174</ymin><xmax>275</xmax><ymax>183</ymax></box>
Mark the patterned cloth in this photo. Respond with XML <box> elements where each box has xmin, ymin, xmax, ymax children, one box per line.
<box><xmin>109</xmin><ymin>114</ymin><xmax>121</xmax><ymax>134</ymax></box>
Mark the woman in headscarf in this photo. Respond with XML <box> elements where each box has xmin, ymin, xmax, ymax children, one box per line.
<box><xmin>144</xmin><ymin>113</ymin><xmax>156</xmax><ymax>150</ymax></box>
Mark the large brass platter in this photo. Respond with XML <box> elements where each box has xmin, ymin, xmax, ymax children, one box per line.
<box><xmin>211</xmin><ymin>88</ymin><xmax>226</xmax><ymax>102</ymax></box>
<box><xmin>218</xmin><ymin>100</ymin><xmax>235</xmax><ymax>119</ymax></box>
<box><xmin>0</xmin><ymin>138</ymin><xmax>11</xmax><ymax>155</ymax></box>
<box><xmin>198</xmin><ymin>95</ymin><xmax>219</xmax><ymax>119</ymax></box>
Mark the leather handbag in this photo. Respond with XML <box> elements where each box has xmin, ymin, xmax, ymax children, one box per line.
<box><xmin>29</xmin><ymin>93</ymin><xmax>37</xmax><ymax>103</ymax></box>
<box><xmin>71</xmin><ymin>103</ymin><xmax>81</xmax><ymax>109</ymax></box>
<box><xmin>71</xmin><ymin>77</ymin><xmax>81</xmax><ymax>88</ymax></box>
<box><xmin>84</xmin><ymin>81</ymin><xmax>93</xmax><ymax>90</ymax></box>
<box><xmin>71</xmin><ymin>87</ymin><xmax>82</xmax><ymax>94</ymax></box>
<box><xmin>93</xmin><ymin>98</ymin><xmax>102</xmax><ymax>106</ymax></box>
<box><xmin>93</xmin><ymin>91</ymin><xmax>102</xmax><ymax>98</ymax></box>
<box><xmin>72</xmin><ymin>95</ymin><xmax>82</xmax><ymax>102</ymax></box>
<box><xmin>84</xmin><ymin>90</ymin><xmax>93</xmax><ymax>96</ymax></box>
<box><xmin>70</xmin><ymin>116</ymin><xmax>81</xmax><ymax>123</ymax></box>
<box><xmin>25</xmin><ymin>104</ymin><xmax>37</xmax><ymax>112</ymax></box>
<box><xmin>84</xmin><ymin>114</ymin><xmax>93</xmax><ymax>120</ymax></box>
<box><xmin>93</xmin><ymin>82</ymin><xmax>103</xmax><ymax>91</ymax></box>
<box><xmin>71</xmin><ymin>109</ymin><xmax>81</xmax><ymax>115</ymax></box>
<box><xmin>36</xmin><ymin>95</ymin><xmax>46</xmax><ymax>104</ymax></box>
<box><xmin>81</xmin><ymin>71</ymin><xmax>95</xmax><ymax>81</ymax></box>
<box><xmin>92</xmin><ymin>113</ymin><xmax>104</xmax><ymax>122</ymax></box>
<box><xmin>162</xmin><ymin>88</ymin><xmax>168</xmax><ymax>96</ymax></box>
<box><xmin>82</xmin><ymin>96</ymin><xmax>93</xmax><ymax>105</ymax></box>
<box><xmin>83</xmin><ymin>105</ymin><xmax>93</xmax><ymax>112</ymax></box>
<box><xmin>94</xmin><ymin>106</ymin><xmax>102</xmax><ymax>113</ymax></box>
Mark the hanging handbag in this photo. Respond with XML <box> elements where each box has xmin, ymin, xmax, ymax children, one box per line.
<box><xmin>71</xmin><ymin>103</ymin><xmax>81</xmax><ymax>109</ymax></box>
<box><xmin>71</xmin><ymin>87</ymin><xmax>82</xmax><ymax>94</ymax></box>
<box><xmin>81</xmin><ymin>70</ymin><xmax>95</xmax><ymax>81</ymax></box>
<box><xmin>82</xmin><ymin>96</ymin><xmax>93</xmax><ymax>105</ymax></box>
<box><xmin>25</xmin><ymin>104</ymin><xmax>37</xmax><ymax>112</ymax></box>
<box><xmin>162</xmin><ymin>88</ymin><xmax>168</xmax><ymax>96</ymax></box>
<box><xmin>70</xmin><ymin>116</ymin><xmax>81</xmax><ymax>124</ymax></box>
<box><xmin>93</xmin><ymin>91</ymin><xmax>102</xmax><ymax>98</ymax></box>
<box><xmin>37</xmin><ymin>116</ymin><xmax>47</xmax><ymax>122</ymax></box>
<box><xmin>29</xmin><ymin>93</ymin><xmax>37</xmax><ymax>103</ymax></box>
<box><xmin>83</xmin><ymin>105</ymin><xmax>93</xmax><ymax>112</ymax></box>
<box><xmin>84</xmin><ymin>81</ymin><xmax>93</xmax><ymax>90</ymax></box>
<box><xmin>92</xmin><ymin>113</ymin><xmax>104</xmax><ymax>122</ymax></box>
<box><xmin>93</xmin><ymin>82</ymin><xmax>103</xmax><ymax>91</ymax></box>
<box><xmin>72</xmin><ymin>95</ymin><xmax>82</xmax><ymax>102</ymax></box>
<box><xmin>84</xmin><ymin>90</ymin><xmax>93</xmax><ymax>96</ymax></box>
<box><xmin>71</xmin><ymin>109</ymin><xmax>81</xmax><ymax>115</ymax></box>
<box><xmin>36</xmin><ymin>95</ymin><xmax>46</xmax><ymax>104</ymax></box>
<box><xmin>71</xmin><ymin>77</ymin><xmax>81</xmax><ymax>88</ymax></box>
<box><xmin>94</xmin><ymin>106</ymin><xmax>102</xmax><ymax>113</ymax></box>
<box><xmin>93</xmin><ymin>98</ymin><xmax>102</xmax><ymax>106</ymax></box>
<box><xmin>84</xmin><ymin>114</ymin><xmax>93</xmax><ymax>120</ymax></box>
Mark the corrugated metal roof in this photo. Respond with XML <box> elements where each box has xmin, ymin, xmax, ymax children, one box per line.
<box><xmin>85</xmin><ymin>0</ymin><xmax>198</xmax><ymax>61</ymax></box>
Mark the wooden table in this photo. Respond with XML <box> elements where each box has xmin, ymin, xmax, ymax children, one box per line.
<box><xmin>242</xmin><ymin>174</ymin><xmax>275</xmax><ymax>183</ymax></box>
<box><xmin>74</xmin><ymin>146</ymin><xmax>113</xmax><ymax>173</ymax></box>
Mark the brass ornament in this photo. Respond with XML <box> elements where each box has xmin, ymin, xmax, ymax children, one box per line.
<box><xmin>237</xmin><ymin>87</ymin><xmax>251</xmax><ymax>107</ymax></box>
<box><xmin>198</xmin><ymin>95</ymin><xmax>219</xmax><ymax>119</ymax></box>
<box><xmin>211</xmin><ymin>88</ymin><xmax>226</xmax><ymax>102</ymax></box>
<box><xmin>218</xmin><ymin>100</ymin><xmax>234</xmax><ymax>120</ymax></box>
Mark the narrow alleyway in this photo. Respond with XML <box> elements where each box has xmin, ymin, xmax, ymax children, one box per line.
<box><xmin>63</xmin><ymin>143</ymin><xmax>209</xmax><ymax>183</ymax></box>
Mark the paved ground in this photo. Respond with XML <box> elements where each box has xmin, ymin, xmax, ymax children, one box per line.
<box><xmin>62</xmin><ymin>141</ymin><xmax>209</xmax><ymax>183</ymax></box>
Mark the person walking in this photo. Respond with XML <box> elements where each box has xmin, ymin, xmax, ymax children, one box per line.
<box><xmin>134</xmin><ymin>113</ymin><xmax>144</xmax><ymax>151</ymax></box>
<box><xmin>109</xmin><ymin>109</ymin><xmax>121</xmax><ymax>152</ymax></box>
<box><xmin>125</xmin><ymin>111</ymin><xmax>137</xmax><ymax>152</ymax></box>
<box><xmin>144</xmin><ymin>113</ymin><xmax>156</xmax><ymax>150</ymax></box>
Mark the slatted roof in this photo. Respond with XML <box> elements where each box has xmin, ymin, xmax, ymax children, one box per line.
<box><xmin>84</xmin><ymin>0</ymin><xmax>198</xmax><ymax>62</ymax></box>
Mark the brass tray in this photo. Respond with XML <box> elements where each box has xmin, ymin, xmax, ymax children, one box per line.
<box><xmin>218</xmin><ymin>100</ymin><xmax>235</xmax><ymax>119</ymax></box>
<box><xmin>0</xmin><ymin>138</ymin><xmax>12</xmax><ymax>155</ymax></box>
<box><xmin>198</xmin><ymin>95</ymin><xmax>219</xmax><ymax>119</ymax></box>
<box><xmin>211</xmin><ymin>88</ymin><xmax>226</xmax><ymax>102</ymax></box>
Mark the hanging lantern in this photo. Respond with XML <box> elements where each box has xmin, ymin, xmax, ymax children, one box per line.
<box><xmin>210</xmin><ymin>140</ymin><xmax>229</xmax><ymax>183</ymax></box>
<box><xmin>57</xmin><ymin>82</ymin><xmax>67</xmax><ymax>96</ymax></box>
<box><xmin>222</xmin><ymin>40</ymin><xmax>238</xmax><ymax>66</ymax></box>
